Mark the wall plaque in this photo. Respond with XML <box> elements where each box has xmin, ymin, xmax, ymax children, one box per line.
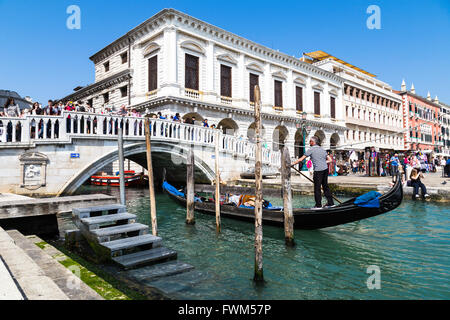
<box><xmin>19</xmin><ymin>152</ymin><xmax>49</xmax><ymax>190</ymax></box>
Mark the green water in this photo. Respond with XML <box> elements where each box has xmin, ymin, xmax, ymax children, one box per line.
<box><xmin>75</xmin><ymin>186</ymin><xmax>449</xmax><ymax>300</ymax></box>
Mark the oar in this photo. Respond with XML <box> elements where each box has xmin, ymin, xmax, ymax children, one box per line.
<box><xmin>290</xmin><ymin>165</ymin><xmax>342</xmax><ymax>205</ymax></box>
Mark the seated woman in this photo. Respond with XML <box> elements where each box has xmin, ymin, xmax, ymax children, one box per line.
<box><xmin>410</xmin><ymin>168</ymin><xmax>430</xmax><ymax>200</ymax></box>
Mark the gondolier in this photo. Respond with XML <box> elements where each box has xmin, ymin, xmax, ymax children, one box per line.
<box><xmin>291</xmin><ymin>136</ymin><xmax>334</xmax><ymax>209</ymax></box>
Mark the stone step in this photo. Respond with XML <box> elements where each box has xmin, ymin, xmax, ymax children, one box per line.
<box><xmin>72</xmin><ymin>204</ymin><xmax>127</xmax><ymax>220</ymax></box>
<box><xmin>112</xmin><ymin>247</ymin><xmax>177</xmax><ymax>270</ymax></box>
<box><xmin>80</xmin><ymin>212</ymin><xmax>136</xmax><ymax>230</ymax></box>
<box><xmin>6</xmin><ymin>230</ymin><xmax>103</xmax><ymax>300</ymax></box>
<box><xmin>143</xmin><ymin>269</ymin><xmax>208</xmax><ymax>296</ymax></box>
<box><xmin>124</xmin><ymin>260</ymin><xmax>195</xmax><ymax>281</ymax></box>
<box><xmin>0</xmin><ymin>227</ymin><xmax>68</xmax><ymax>300</ymax></box>
<box><xmin>91</xmin><ymin>223</ymin><xmax>149</xmax><ymax>243</ymax></box>
<box><xmin>101</xmin><ymin>234</ymin><xmax>162</xmax><ymax>256</ymax></box>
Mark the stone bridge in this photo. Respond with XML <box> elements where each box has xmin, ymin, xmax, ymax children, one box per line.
<box><xmin>0</xmin><ymin>112</ymin><xmax>280</xmax><ymax>196</ymax></box>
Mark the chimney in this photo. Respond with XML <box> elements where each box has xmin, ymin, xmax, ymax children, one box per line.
<box><xmin>411</xmin><ymin>83</ymin><xmax>416</xmax><ymax>94</ymax></box>
<box><xmin>401</xmin><ymin>79</ymin><xmax>406</xmax><ymax>91</ymax></box>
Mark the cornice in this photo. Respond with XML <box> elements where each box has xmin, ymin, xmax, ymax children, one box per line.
<box><xmin>62</xmin><ymin>69</ymin><xmax>131</xmax><ymax>101</ymax></box>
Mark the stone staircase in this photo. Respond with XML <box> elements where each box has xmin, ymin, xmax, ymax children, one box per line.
<box><xmin>71</xmin><ymin>204</ymin><xmax>179</xmax><ymax>270</ymax></box>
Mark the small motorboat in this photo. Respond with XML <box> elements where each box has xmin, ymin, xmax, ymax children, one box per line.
<box><xmin>90</xmin><ymin>170</ymin><xmax>147</xmax><ymax>187</ymax></box>
<box><xmin>162</xmin><ymin>175</ymin><xmax>403</xmax><ymax>230</ymax></box>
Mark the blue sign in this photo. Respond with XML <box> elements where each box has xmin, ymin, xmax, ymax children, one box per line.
<box><xmin>70</xmin><ymin>153</ymin><xmax>80</xmax><ymax>159</ymax></box>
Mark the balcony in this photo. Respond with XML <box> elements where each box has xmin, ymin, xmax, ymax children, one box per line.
<box><xmin>220</xmin><ymin>96</ymin><xmax>232</xmax><ymax>106</ymax></box>
<box><xmin>273</xmin><ymin>106</ymin><xmax>283</xmax><ymax>113</ymax></box>
<box><xmin>146</xmin><ymin>89</ymin><xmax>158</xmax><ymax>100</ymax></box>
<box><xmin>184</xmin><ymin>88</ymin><xmax>202</xmax><ymax>100</ymax></box>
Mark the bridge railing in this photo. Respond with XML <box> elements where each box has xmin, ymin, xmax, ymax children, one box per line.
<box><xmin>0</xmin><ymin>112</ymin><xmax>280</xmax><ymax>166</ymax></box>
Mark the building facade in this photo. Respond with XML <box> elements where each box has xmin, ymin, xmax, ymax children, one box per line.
<box><xmin>398</xmin><ymin>82</ymin><xmax>442</xmax><ymax>153</ymax></box>
<box><xmin>62</xmin><ymin>9</ymin><xmax>347</xmax><ymax>160</ymax></box>
<box><xmin>302</xmin><ymin>51</ymin><xmax>404</xmax><ymax>157</ymax></box>
<box><xmin>438</xmin><ymin>102</ymin><xmax>450</xmax><ymax>155</ymax></box>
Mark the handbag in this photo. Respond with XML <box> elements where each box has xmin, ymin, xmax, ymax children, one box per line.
<box><xmin>406</xmin><ymin>180</ymin><xmax>412</xmax><ymax>187</ymax></box>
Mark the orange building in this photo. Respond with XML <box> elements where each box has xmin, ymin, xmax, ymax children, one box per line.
<box><xmin>397</xmin><ymin>82</ymin><xmax>442</xmax><ymax>152</ymax></box>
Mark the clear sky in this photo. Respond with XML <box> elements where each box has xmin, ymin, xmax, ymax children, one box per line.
<box><xmin>1</xmin><ymin>0</ymin><xmax>449</xmax><ymax>104</ymax></box>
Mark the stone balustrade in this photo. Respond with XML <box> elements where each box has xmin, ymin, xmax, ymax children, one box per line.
<box><xmin>0</xmin><ymin>112</ymin><xmax>280</xmax><ymax>167</ymax></box>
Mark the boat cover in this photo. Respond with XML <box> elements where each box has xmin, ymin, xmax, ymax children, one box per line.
<box><xmin>354</xmin><ymin>191</ymin><xmax>382</xmax><ymax>208</ymax></box>
<box><xmin>162</xmin><ymin>181</ymin><xmax>202</xmax><ymax>203</ymax></box>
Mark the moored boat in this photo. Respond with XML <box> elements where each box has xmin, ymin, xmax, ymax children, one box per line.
<box><xmin>162</xmin><ymin>175</ymin><xmax>403</xmax><ymax>230</ymax></box>
<box><xmin>90</xmin><ymin>170</ymin><xmax>147</xmax><ymax>187</ymax></box>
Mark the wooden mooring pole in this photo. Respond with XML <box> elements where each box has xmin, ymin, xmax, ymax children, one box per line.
<box><xmin>253</xmin><ymin>85</ymin><xmax>264</xmax><ymax>282</ymax></box>
<box><xmin>144</xmin><ymin>118</ymin><xmax>158</xmax><ymax>236</ymax></box>
<box><xmin>215</xmin><ymin>130</ymin><xmax>221</xmax><ymax>233</ymax></box>
<box><xmin>281</xmin><ymin>147</ymin><xmax>295</xmax><ymax>246</ymax></box>
<box><xmin>117</xmin><ymin>125</ymin><xmax>126</xmax><ymax>206</ymax></box>
<box><xmin>186</xmin><ymin>145</ymin><xmax>195</xmax><ymax>225</ymax></box>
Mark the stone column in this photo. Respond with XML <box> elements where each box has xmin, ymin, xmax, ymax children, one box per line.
<box><xmin>161</xmin><ymin>26</ymin><xmax>178</xmax><ymax>96</ymax></box>
<box><xmin>262</xmin><ymin>63</ymin><xmax>272</xmax><ymax>113</ymax></box>
<box><xmin>305</xmin><ymin>77</ymin><xmax>313</xmax><ymax>117</ymax></box>
<box><xmin>286</xmin><ymin>70</ymin><xmax>295</xmax><ymax>116</ymax></box>
<box><xmin>237</xmin><ymin>53</ymin><xmax>246</xmax><ymax>109</ymax></box>
<box><xmin>323</xmin><ymin>82</ymin><xmax>330</xmax><ymax>120</ymax></box>
<box><xmin>203</xmin><ymin>41</ymin><xmax>216</xmax><ymax>103</ymax></box>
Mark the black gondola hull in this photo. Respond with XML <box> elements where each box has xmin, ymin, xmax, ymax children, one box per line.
<box><xmin>163</xmin><ymin>177</ymin><xmax>403</xmax><ymax>230</ymax></box>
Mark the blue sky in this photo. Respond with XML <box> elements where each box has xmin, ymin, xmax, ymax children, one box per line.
<box><xmin>0</xmin><ymin>0</ymin><xmax>449</xmax><ymax>104</ymax></box>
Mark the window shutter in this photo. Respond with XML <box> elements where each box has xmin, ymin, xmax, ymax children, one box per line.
<box><xmin>330</xmin><ymin>96</ymin><xmax>336</xmax><ymax>119</ymax></box>
<box><xmin>274</xmin><ymin>80</ymin><xmax>282</xmax><ymax>108</ymax></box>
<box><xmin>220</xmin><ymin>65</ymin><xmax>232</xmax><ymax>97</ymax></box>
<box><xmin>314</xmin><ymin>91</ymin><xmax>321</xmax><ymax>115</ymax></box>
<box><xmin>185</xmin><ymin>54</ymin><xmax>199</xmax><ymax>90</ymax></box>
<box><xmin>249</xmin><ymin>73</ymin><xmax>259</xmax><ymax>102</ymax></box>
<box><xmin>296</xmin><ymin>87</ymin><xmax>303</xmax><ymax>112</ymax></box>
<box><xmin>148</xmin><ymin>56</ymin><xmax>158</xmax><ymax>92</ymax></box>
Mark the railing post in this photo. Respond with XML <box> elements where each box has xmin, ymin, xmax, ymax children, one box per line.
<box><xmin>22</xmin><ymin>117</ymin><xmax>30</xmax><ymax>143</ymax></box>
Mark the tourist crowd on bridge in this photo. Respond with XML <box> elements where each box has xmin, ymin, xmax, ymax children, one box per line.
<box><xmin>2</xmin><ymin>98</ymin><xmax>219</xmax><ymax>129</ymax></box>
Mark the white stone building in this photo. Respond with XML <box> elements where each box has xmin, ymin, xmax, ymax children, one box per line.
<box><xmin>62</xmin><ymin>9</ymin><xmax>347</xmax><ymax>160</ymax></box>
<box><xmin>302</xmin><ymin>51</ymin><xmax>404</xmax><ymax>157</ymax></box>
<box><xmin>438</xmin><ymin>102</ymin><xmax>450</xmax><ymax>155</ymax></box>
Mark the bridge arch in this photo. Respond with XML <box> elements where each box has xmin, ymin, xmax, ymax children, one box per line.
<box><xmin>57</xmin><ymin>141</ymin><xmax>215</xmax><ymax>196</ymax></box>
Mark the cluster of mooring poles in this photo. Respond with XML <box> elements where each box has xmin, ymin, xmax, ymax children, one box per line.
<box><xmin>115</xmin><ymin>85</ymin><xmax>297</xmax><ymax>283</ymax></box>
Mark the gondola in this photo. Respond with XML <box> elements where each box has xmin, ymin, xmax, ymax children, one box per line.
<box><xmin>162</xmin><ymin>175</ymin><xmax>403</xmax><ymax>230</ymax></box>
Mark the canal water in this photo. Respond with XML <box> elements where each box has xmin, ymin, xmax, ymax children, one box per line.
<box><xmin>72</xmin><ymin>185</ymin><xmax>449</xmax><ymax>300</ymax></box>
